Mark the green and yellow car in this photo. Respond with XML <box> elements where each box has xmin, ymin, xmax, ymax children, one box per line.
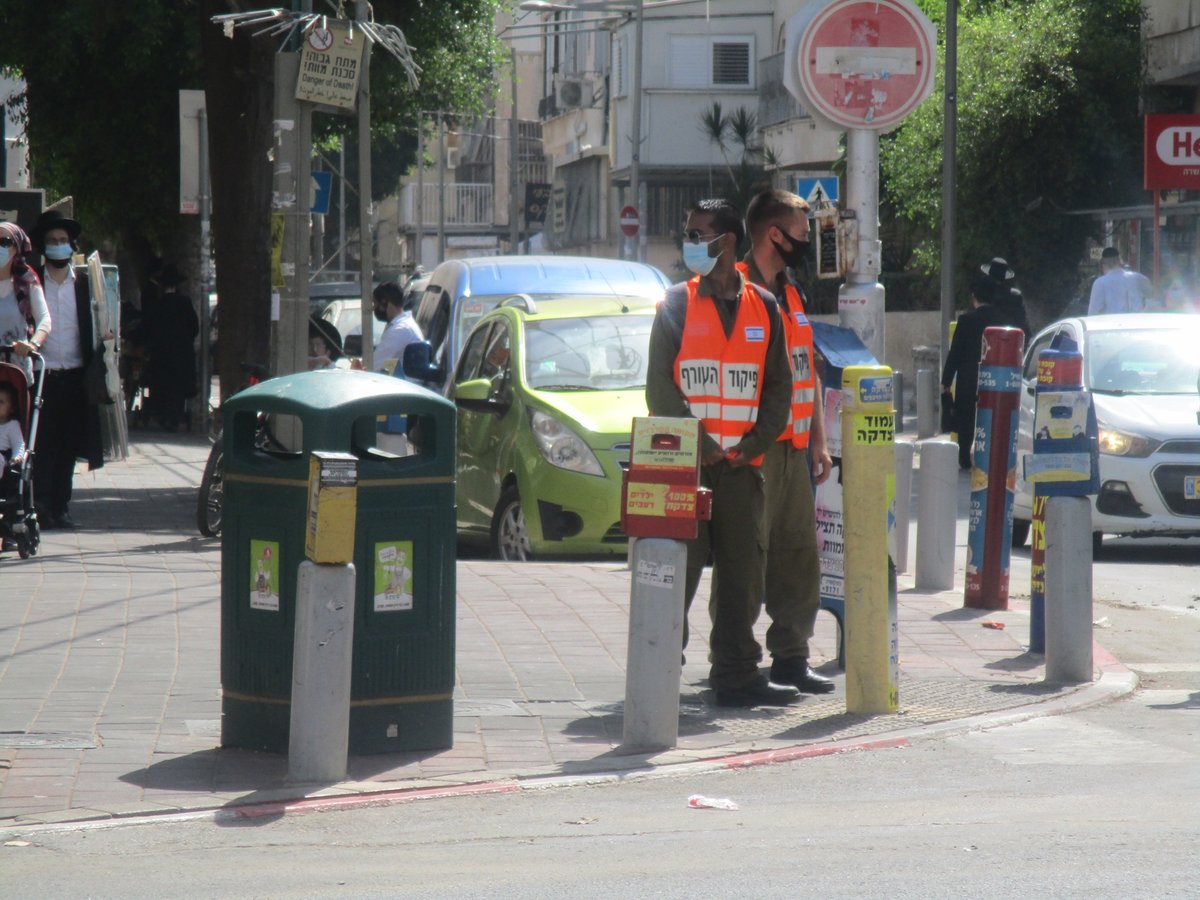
<box><xmin>449</xmin><ymin>293</ymin><xmax>659</xmax><ymax>560</ymax></box>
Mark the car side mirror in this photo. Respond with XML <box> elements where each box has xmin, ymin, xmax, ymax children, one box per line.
<box><xmin>455</xmin><ymin>377</ymin><xmax>510</xmax><ymax>416</ymax></box>
<box><xmin>402</xmin><ymin>340</ymin><xmax>442</xmax><ymax>383</ymax></box>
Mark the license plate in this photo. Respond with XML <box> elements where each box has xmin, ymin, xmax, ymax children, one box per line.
<box><xmin>1186</xmin><ymin>475</ymin><xmax>1200</xmax><ymax>500</ymax></box>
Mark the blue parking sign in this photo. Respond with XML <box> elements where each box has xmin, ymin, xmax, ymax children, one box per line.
<box><xmin>310</xmin><ymin>171</ymin><xmax>333</xmax><ymax>215</ymax></box>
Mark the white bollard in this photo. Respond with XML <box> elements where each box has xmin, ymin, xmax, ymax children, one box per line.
<box><xmin>622</xmin><ymin>538</ymin><xmax>685</xmax><ymax>752</ymax></box>
<box><xmin>916</xmin><ymin>368</ymin><xmax>937</xmax><ymax>439</ymax></box>
<box><xmin>893</xmin><ymin>440</ymin><xmax>914</xmax><ymax>574</ymax></box>
<box><xmin>288</xmin><ymin>561</ymin><xmax>356</xmax><ymax>783</ymax></box>
<box><xmin>1044</xmin><ymin>496</ymin><xmax>1094</xmax><ymax>684</ymax></box>
<box><xmin>916</xmin><ymin>439</ymin><xmax>958</xmax><ymax>591</ymax></box>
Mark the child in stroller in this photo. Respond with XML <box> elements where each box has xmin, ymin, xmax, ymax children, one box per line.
<box><xmin>0</xmin><ymin>350</ymin><xmax>42</xmax><ymax>558</ymax></box>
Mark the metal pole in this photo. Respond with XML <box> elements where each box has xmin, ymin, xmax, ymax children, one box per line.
<box><xmin>338</xmin><ymin>138</ymin><xmax>347</xmax><ymax>278</ymax></box>
<box><xmin>940</xmin><ymin>0</ymin><xmax>957</xmax><ymax>374</ymax></box>
<box><xmin>509</xmin><ymin>48</ymin><xmax>521</xmax><ymax>254</ymax></box>
<box><xmin>916</xmin><ymin>368</ymin><xmax>936</xmax><ymax>439</ymax></box>
<box><xmin>197</xmin><ymin>107</ymin><xmax>212</xmax><ymax>429</ymax></box>
<box><xmin>838</xmin><ymin>129</ymin><xmax>885</xmax><ymax>362</ymax></box>
<box><xmin>621</xmin><ymin>537</ymin><xmax>684</xmax><ymax>751</ymax></box>
<box><xmin>437</xmin><ymin>114</ymin><xmax>446</xmax><ymax>263</ymax></box>
<box><xmin>893</xmin><ymin>440</ymin><xmax>914</xmax><ymax>575</ymax></box>
<box><xmin>915</xmin><ymin>438</ymin><xmax>958</xmax><ymax>591</ymax></box>
<box><xmin>1044</xmin><ymin>497</ymin><xmax>1094</xmax><ymax>684</ymax></box>
<box><xmin>841</xmin><ymin>364</ymin><xmax>898</xmax><ymax>714</ymax></box>
<box><xmin>288</xmin><ymin>561</ymin><xmax>355</xmax><ymax>783</ymax></box>
<box><xmin>357</xmin><ymin>0</ymin><xmax>374</xmax><ymax>372</ymax></box>
<box><xmin>630</xmin><ymin>0</ymin><xmax>644</xmax><ymax>262</ymax></box>
<box><xmin>415</xmin><ymin>123</ymin><xmax>424</xmax><ymax>268</ymax></box>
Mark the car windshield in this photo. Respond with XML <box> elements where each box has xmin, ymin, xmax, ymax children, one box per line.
<box><xmin>453</xmin><ymin>293</ymin><xmax>647</xmax><ymax>368</ymax></box>
<box><xmin>1087</xmin><ymin>327</ymin><xmax>1200</xmax><ymax>394</ymax></box>
<box><xmin>524</xmin><ymin>314</ymin><xmax>653</xmax><ymax>391</ymax></box>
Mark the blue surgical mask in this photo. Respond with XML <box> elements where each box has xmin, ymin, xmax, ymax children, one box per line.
<box><xmin>0</xmin><ymin>246</ymin><xmax>12</xmax><ymax>268</ymax></box>
<box><xmin>44</xmin><ymin>243</ymin><xmax>73</xmax><ymax>261</ymax></box>
<box><xmin>682</xmin><ymin>239</ymin><xmax>720</xmax><ymax>277</ymax></box>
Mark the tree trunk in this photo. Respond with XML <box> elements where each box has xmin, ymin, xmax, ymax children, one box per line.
<box><xmin>199</xmin><ymin>1</ymin><xmax>276</xmax><ymax>408</ymax></box>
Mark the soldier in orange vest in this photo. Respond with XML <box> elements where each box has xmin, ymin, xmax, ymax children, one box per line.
<box><xmin>742</xmin><ymin>188</ymin><xmax>835</xmax><ymax>695</ymax></box>
<box><xmin>646</xmin><ymin>199</ymin><xmax>796</xmax><ymax>707</ymax></box>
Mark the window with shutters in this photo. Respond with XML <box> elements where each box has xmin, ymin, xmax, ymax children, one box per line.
<box><xmin>667</xmin><ymin>35</ymin><xmax>754</xmax><ymax>89</ymax></box>
<box><xmin>712</xmin><ymin>42</ymin><xmax>750</xmax><ymax>85</ymax></box>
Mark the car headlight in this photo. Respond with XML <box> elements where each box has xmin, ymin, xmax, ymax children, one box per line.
<box><xmin>1097</xmin><ymin>424</ymin><xmax>1159</xmax><ymax>457</ymax></box>
<box><xmin>529</xmin><ymin>409</ymin><xmax>605</xmax><ymax>476</ymax></box>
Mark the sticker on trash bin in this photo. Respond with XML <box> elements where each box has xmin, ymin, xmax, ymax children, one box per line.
<box><xmin>249</xmin><ymin>540</ymin><xmax>280</xmax><ymax>611</ymax></box>
<box><xmin>374</xmin><ymin>541</ymin><xmax>414</xmax><ymax>611</ymax></box>
<box><xmin>635</xmin><ymin>559</ymin><xmax>675</xmax><ymax>588</ymax></box>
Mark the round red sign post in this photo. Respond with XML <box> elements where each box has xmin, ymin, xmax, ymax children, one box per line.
<box><xmin>796</xmin><ymin>0</ymin><xmax>936</xmax><ymax>132</ymax></box>
<box><xmin>619</xmin><ymin>205</ymin><xmax>640</xmax><ymax>238</ymax></box>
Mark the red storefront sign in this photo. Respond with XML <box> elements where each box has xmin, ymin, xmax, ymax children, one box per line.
<box><xmin>1144</xmin><ymin>114</ymin><xmax>1200</xmax><ymax>190</ymax></box>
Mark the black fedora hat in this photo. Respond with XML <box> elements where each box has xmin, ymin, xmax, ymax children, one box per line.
<box><xmin>30</xmin><ymin>209</ymin><xmax>82</xmax><ymax>248</ymax></box>
<box><xmin>980</xmin><ymin>256</ymin><xmax>1015</xmax><ymax>282</ymax></box>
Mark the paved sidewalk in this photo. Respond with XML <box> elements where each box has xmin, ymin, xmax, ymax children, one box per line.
<box><xmin>0</xmin><ymin>433</ymin><xmax>1132</xmax><ymax>827</ymax></box>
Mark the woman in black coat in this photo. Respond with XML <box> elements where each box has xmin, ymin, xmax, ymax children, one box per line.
<box><xmin>145</xmin><ymin>263</ymin><xmax>199</xmax><ymax>431</ymax></box>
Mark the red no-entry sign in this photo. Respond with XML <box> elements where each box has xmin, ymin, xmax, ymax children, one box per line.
<box><xmin>796</xmin><ymin>0</ymin><xmax>936</xmax><ymax>131</ymax></box>
<box><xmin>619</xmin><ymin>205</ymin><xmax>640</xmax><ymax>237</ymax></box>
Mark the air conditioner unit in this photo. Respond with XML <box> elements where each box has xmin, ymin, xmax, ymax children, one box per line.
<box><xmin>445</xmin><ymin>147</ymin><xmax>459</xmax><ymax>169</ymax></box>
<box><xmin>557</xmin><ymin>79</ymin><xmax>589</xmax><ymax>109</ymax></box>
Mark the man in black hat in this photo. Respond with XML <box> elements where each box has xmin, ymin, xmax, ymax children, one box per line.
<box><xmin>29</xmin><ymin>208</ymin><xmax>105</xmax><ymax>529</ymax></box>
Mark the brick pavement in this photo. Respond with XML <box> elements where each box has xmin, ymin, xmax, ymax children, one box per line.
<box><xmin>0</xmin><ymin>431</ymin><xmax>1128</xmax><ymax>826</ymax></box>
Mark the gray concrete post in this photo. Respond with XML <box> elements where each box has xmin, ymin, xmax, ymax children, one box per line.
<box><xmin>622</xmin><ymin>538</ymin><xmax>685</xmax><ymax>752</ymax></box>
<box><xmin>288</xmin><ymin>561</ymin><xmax>356</xmax><ymax>783</ymax></box>
<box><xmin>893</xmin><ymin>440</ymin><xmax>914</xmax><ymax>574</ymax></box>
<box><xmin>1044</xmin><ymin>496</ymin><xmax>1094</xmax><ymax>684</ymax></box>
<box><xmin>916</xmin><ymin>368</ymin><xmax>937</xmax><ymax>439</ymax></box>
<box><xmin>916</xmin><ymin>439</ymin><xmax>958</xmax><ymax>591</ymax></box>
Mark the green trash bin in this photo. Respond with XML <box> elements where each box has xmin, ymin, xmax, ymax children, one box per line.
<box><xmin>219</xmin><ymin>369</ymin><xmax>456</xmax><ymax>754</ymax></box>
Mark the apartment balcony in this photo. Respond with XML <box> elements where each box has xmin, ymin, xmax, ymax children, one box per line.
<box><xmin>397</xmin><ymin>183</ymin><xmax>495</xmax><ymax>231</ymax></box>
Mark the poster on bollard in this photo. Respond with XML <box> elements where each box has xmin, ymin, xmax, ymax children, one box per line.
<box><xmin>815</xmin><ymin>385</ymin><xmax>845</xmax><ymax>604</ymax></box>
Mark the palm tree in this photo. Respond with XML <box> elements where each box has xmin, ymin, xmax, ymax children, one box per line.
<box><xmin>698</xmin><ymin>101</ymin><xmax>770</xmax><ymax>211</ymax></box>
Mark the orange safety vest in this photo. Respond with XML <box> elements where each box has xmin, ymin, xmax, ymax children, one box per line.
<box><xmin>778</xmin><ymin>282</ymin><xmax>816</xmax><ymax>449</ymax></box>
<box><xmin>674</xmin><ymin>276</ymin><xmax>771</xmax><ymax>465</ymax></box>
<box><xmin>735</xmin><ymin>263</ymin><xmax>816</xmax><ymax>449</ymax></box>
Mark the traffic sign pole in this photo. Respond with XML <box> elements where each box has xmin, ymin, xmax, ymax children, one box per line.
<box><xmin>784</xmin><ymin>0</ymin><xmax>937</xmax><ymax>367</ymax></box>
<box><xmin>839</xmin><ymin>129</ymin><xmax>886</xmax><ymax>362</ymax></box>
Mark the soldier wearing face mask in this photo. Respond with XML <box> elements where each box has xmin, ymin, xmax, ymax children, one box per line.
<box><xmin>645</xmin><ymin>197</ymin><xmax>796</xmax><ymax>708</ymax></box>
<box><xmin>29</xmin><ymin>209</ymin><xmax>105</xmax><ymax>530</ymax></box>
<box><xmin>739</xmin><ymin>188</ymin><xmax>835</xmax><ymax>696</ymax></box>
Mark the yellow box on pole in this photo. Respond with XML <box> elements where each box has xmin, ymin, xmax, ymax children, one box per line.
<box><xmin>305</xmin><ymin>451</ymin><xmax>359</xmax><ymax>564</ymax></box>
<box><xmin>841</xmin><ymin>365</ymin><xmax>898</xmax><ymax>714</ymax></box>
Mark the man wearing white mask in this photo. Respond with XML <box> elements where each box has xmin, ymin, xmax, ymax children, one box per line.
<box><xmin>29</xmin><ymin>209</ymin><xmax>104</xmax><ymax>530</ymax></box>
<box><xmin>645</xmin><ymin>198</ymin><xmax>795</xmax><ymax>708</ymax></box>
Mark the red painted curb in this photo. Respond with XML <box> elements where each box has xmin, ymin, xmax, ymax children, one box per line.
<box><xmin>229</xmin><ymin>781</ymin><xmax>521</xmax><ymax>819</ymax></box>
<box><xmin>717</xmin><ymin>736</ymin><xmax>909</xmax><ymax>770</ymax></box>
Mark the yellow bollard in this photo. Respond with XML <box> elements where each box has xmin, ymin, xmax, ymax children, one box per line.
<box><xmin>841</xmin><ymin>365</ymin><xmax>899</xmax><ymax>714</ymax></box>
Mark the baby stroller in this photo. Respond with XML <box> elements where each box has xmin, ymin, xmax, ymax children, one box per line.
<box><xmin>0</xmin><ymin>345</ymin><xmax>43</xmax><ymax>559</ymax></box>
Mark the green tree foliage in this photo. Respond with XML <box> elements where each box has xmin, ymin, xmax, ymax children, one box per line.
<box><xmin>0</xmin><ymin>2</ymin><xmax>200</xmax><ymax>266</ymax></box>
<box><xmin>881</xmin><ymin>0</ymin><xmax>1145</xmax><ymax>317</ymax></box>
<box><xmin>0</xmin><ymin>0</ymin><xmax>501</xmax><ymax>399</ymax></box>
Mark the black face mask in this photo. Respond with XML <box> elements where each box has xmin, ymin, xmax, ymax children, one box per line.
<box><xmin>771</xmin><ymin>232</ymin><xmax>810</xmax><ymax>270</ymax></box>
